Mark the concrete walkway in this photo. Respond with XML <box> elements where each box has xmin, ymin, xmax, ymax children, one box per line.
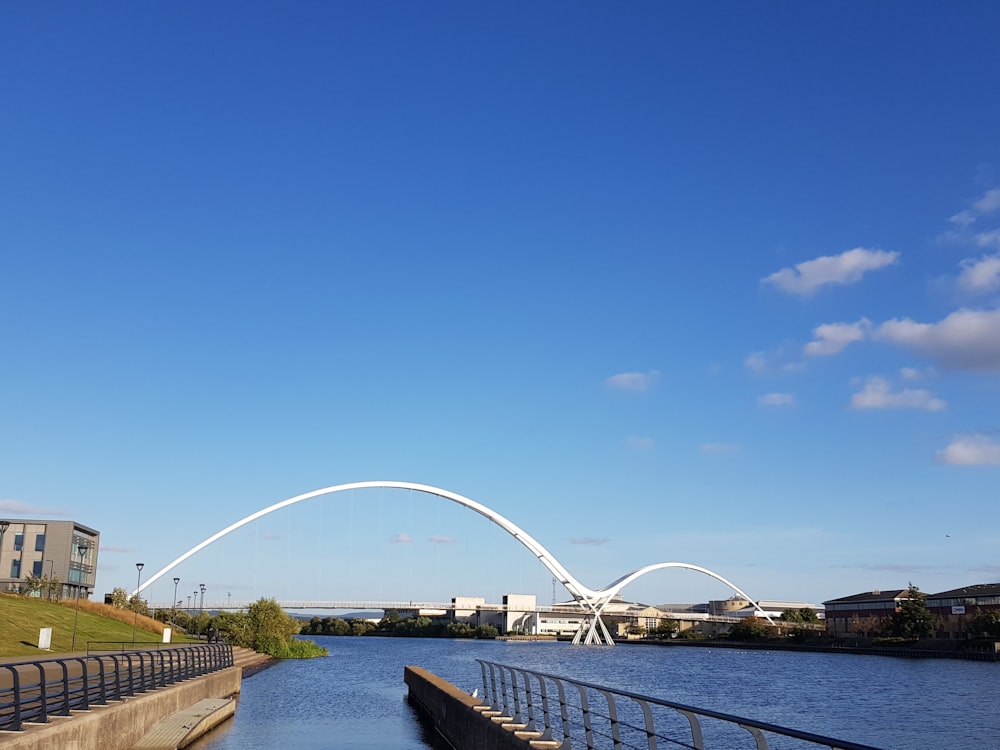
<box><xmin>131</xmin><ymin>698</ymin><xmax>236</xmax><ymax>750</ymax></box>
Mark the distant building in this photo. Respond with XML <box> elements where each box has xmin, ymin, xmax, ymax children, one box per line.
<box><xmin>822</xmin><ymin>589</ymin><xmax>907</xmax><ymax>637</ymax></box>
<box><xmin>0</xmin><ymin>519</ymin><xmax>99</xmax><ymax>600</ymax></box>
<box><xmin>709</xmin><ymin>596</ymin><xmax>821</xmax><ymax>620</ymax></box>
<box><xmin>926</xmin><ymin>583</ymin><xmax>1000</xmax><ymax>639</ymax></box>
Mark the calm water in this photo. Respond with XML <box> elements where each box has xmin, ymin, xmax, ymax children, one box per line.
<box><xmin>190</xmin><ymin>637</ymin><xmax>999</xmax><ymax>749</ymax></box>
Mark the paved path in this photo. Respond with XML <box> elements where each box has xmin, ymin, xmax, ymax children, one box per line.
<box><xmin>132</xmin><ymin>698</ymin><xmax>236</xmax><ymax>750</ymax></box>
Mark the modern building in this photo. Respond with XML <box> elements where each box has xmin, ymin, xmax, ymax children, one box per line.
<box><xmin>822</xmin><ymin>589</ymin><xmax>908</xmax><ymax>637</ymax></box>
<box><xmin>0</xmin><ymin>519</ymin><xmax>99</xmax><ymax>600</ymax></box>
<box><xmin>709</xmin><ymin>596</ymin><xmax>822</xmax><ymax>620</ymax></box>
<box><xmin>926</xmin><ymin>583</ymin><xmax>1000</xmax><ymax>639</ymax></box>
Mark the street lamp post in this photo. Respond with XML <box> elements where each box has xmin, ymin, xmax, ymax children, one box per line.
<box><xmin>47</xmin><ymin>559</ymin><xmax>54</xmax><ymax>600</ymax></box>
<box><xmin>199</xmin><ymin>583</ymin><xmax>206</xmax><ymax>638</ymax></box>
<box><xmin>71</xmin><ymin>542</ymin><xmax>88</xmax><ymax>651</ymax></box>
<box><xmin>132</xmin><ymin>563</ymin><xmax>144</xmax><ymax>644</ymax></box>
<box><xmin>187</xmin><ymin>595</ymin><xmax>192</xmax><ymax>610</ymax></box>
<box><xmin>0</xmin><ymin>521</ymin><xmax>8</xmax><ymax>591</ymax></box>
<box><xmin>172</xmin><ymin>577</ymin><xmax>180</xmax><ymax>620</ymax></box>
<box><xmin>227</xmin><ymin>591</ymin><xmax>231</xmax><ymax>608</ymax></box>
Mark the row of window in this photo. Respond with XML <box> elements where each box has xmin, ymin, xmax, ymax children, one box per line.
<box><xmin>10</xmin><ymin>533</ymin><xmax>46</xmax><ymax>553</ymax></box>
<box><xmin>9</xmin><ymin>560</ymin><xmax>46</xmax><ymax>578</ymax></box>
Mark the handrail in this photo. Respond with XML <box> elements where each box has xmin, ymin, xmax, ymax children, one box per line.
<box><xmin>0</xmin><ymin>644</ymin><xmax>233</xmax><ymax>732</ymax></box>
<box><xmin>476</xmin><ymin>659</ymin><xmax>884</xmax><ymax>750</ymax></box>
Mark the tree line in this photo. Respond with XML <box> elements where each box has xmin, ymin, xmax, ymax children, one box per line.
<box><xmin>300</xmin><ymin>609</ymin><xmax>499</xmax><ymax>639</ymax></box>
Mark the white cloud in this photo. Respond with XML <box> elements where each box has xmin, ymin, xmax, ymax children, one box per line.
<box><xmin>758</xmin><ymin>392</ymin><xmax>796</xmax><ymax>407</ymax></box>
<box><xmin>804</xmin><ymin>319</ymin><xmax>871</xmax><ymax>356</ymax></box>
<box><xmin>429</xmin><ymin>535</ymin><xmax>456</xmax><ymax>544</ymax></box>
<box><xmin>0</xmin><ymin>499</ymin><xmax>69</xmax><ymax>516</ymax></box>
<box><xmin>874</xmin><ymin>308</ymin><xmax>1000</xmax><ymax>371</ymax></box>
<box><xmin>626</xmin><ymin>436</ymin><xmax>654</xmax><ymax>450</ymax></box>
<box><xmin>936</xmin><ymin>434</ymin><xmax>1000</xmax><ymax>466</ymax></box>
<box><xmin>899</xmin><ymin>366</ymin><xmax>933</xmax><ymax>381</ymax></box>
<box><xmin>975</xmin><ymin>230</ymin><xmax>1000</xmax><ymax>250</ymax></box>
<box><xmin>745</xmin><ymin>351</ymin><xmax>768</xmax><ymax>374</ymax></box>
<box><xmin>762</xmin><ymin>248</ymin><xmax>899</xmax><ymax>296</ymax></box>
<box><xmin>950</xmin><ymin>187</ymin><xmax>1000</xmax><ymax>225</ymax></box>
<box><xmin>850</xmin><ymin>377</ymin><xmax>946</xmax><ymax>412</ymax></box>
<box><xmin>570</xmin><ymin>537</ymin><xmax>610</xmax><ymax>546</ymax></box>
<box><xmin>701</xmin><ymin>442</ymin><xmax>741</xmax><ymax>453</ymax></box>
<box><xmin>390</xmin><ymin>532</ymin><xmax>412</xmax><ymax>544</ymax></box>
<box><xmin>606</xmin><ymin>370</ymin><xmax>660</xmax><ymax>391</ymax></box>
<box><xmin>974</xmin><ymin>188</ymin><xmax>1000</xmax><ymax>215</ymax></box>
<box><xmin>958</xmin><ymin>254</ymin><xmax>1000</xmax><ymax>294</ymax></box>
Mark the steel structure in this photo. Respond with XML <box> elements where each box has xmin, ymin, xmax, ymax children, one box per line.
<box><xmin>136</xmin><ymin>481</ymin><xmax>772</xmax><ymax>645</ymax></box>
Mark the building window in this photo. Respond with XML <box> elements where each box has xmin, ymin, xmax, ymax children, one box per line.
<box><xmin>32</xmin><ymin>560</ymin><xmax>43</xmax><ymax>577</ymax></box>
<box><xmin>13</xmin><ymin>533</ymin><xmax>23</xmax><ymax>552</ymax></box>
<box><xmin>10</xmin><ymin>560</ymin><xmax>21</xmax><ymax>578</ymax></box>
<box><xmin>34</xmin><ymin>534</ymin><xmax>45</xmax><ymax>552</ymax></box>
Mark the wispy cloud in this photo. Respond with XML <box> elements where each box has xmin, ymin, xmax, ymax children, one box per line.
<box><xmin>626</xmin><ymin>436</ymin><xmax>654</xmax><ymax>450</ymax></box>
<box><xmin>606</xmin><ymin>370</ymin><xmax>660</xmax><ymax>391</ymax></box>
<box><xmin>804</xmin><ymin>319</ymin><xmax>871</xmax><ymax>356</ymax></box>
<box><xmin>957</xmin><ymin>253</ymin><xmax>1000</xmax><ymax>294</ymax></box>
<box><xmin>758</xmin><ymin>392</ymin><xmax>795</xmax><ymax>407</ymax></box>
<box><xmin>936</xmin><ymin>433</ymin><xmax>1000</xmax><ymax>466</ymax></box>
<box><xmin>874</xmin><ymin>308</ymin><xmax>1000</xmax><ymax>372</ymax></box>
<box><xmin>98</xmin><ymin>544</ymin><xmax>134</xmax><ymax>553</ymax></box>
<box><xmin>701</xmin><ymin>442</ymin><xmax>741</xmax><ymax>454</ymax></box>
<box><xmin>762</xmin><ymin>248</ymin><xmax>899</xmax><ymax>296</ymax></box>
<box><xmin>0</xmin><ymin>499</ymin><xmax>70</xmax><ymax>517</ymax></box>
<box><xmin>428</xmin><ymin>535</ymin><xmax>456</xmax><ymax>544</ymax></box>
<box><xmin>950</xmin><ymin>187</ymin><xmax>1000</xmax><ymax>225</ymax></box>
<box><xmin>570</xmin><ymin>537</ymin><xmax>610</xmax><ymax>546</ymax></box>
<box><xmin>389</xmin><ymin>532</ymin><xmax>412</xmax><ymax>544</ymax></box>
<box><xmin>850</xmin><ymin>376</ymin><xmax>946</xmax><ymax>412</ymax></box>
<box><xmin>745</xmin><ymin>351</ymin><xmax>768</xmax><ymax>374</ymax></box>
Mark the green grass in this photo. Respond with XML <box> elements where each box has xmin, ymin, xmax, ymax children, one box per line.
<box><xmin>0</xmin><ymin>594</ymin><xmax>173</xmax><ymax>658</ymax></box>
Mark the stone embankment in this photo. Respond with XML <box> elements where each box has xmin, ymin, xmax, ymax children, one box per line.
<box><xmin>0</xmin><ymin>645</ymin><xmax>274</xmax><ymax>750</ymax></box>
<box><xmin>405</xmin><ymin>665</ymin><xmax>561</xmax><ymax>750</ymax></box>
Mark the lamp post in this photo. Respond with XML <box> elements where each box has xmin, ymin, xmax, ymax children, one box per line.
<box><xmin>187</xmin><ymin>594</ymin><xmax>192</xmax><ymax>610</ymax></box>
<box><xmin>132</xmin><ymin>563</ymin><xmax>144</xmax><ymax>644</ymax></box>
<box><xmin>172</xmin><ymin>577</ymin><xmax>180</xmax><ymax>619</ymax></box>
<box><xmin>199</xmin><ymin>583</ymin><xmax>206</xmax><ymax>638</ymax></box>
<box><xmin>227</xmin><ymin>591</ymin><xmax>231</xmax><ymax>608</ymax></box>
<box><xmin>47</xmin><ymin>559</ymin><xmax>54</xmax><ymax>600</ymax></box>
<box><xmin>0</xmin><ymin>521</ymin><xmax>8</xmax><ymax>591</ymax></box>
<box><xmin>71</xmin><ymin>542</ymin><xmax>88</xmax><ymax>651</ymax></box>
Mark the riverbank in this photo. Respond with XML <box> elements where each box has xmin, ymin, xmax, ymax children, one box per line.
<box><xmin>623</xmin><ymin>637</ymin><xmax>1000</xmax><ymax>661</ymax></box>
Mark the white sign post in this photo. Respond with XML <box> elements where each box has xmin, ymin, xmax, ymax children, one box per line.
<box><xmin>38</xmin><ymin>627</ymin><xmax>53</xmax><ymax>650</ymax></box>
<box><xmin>162</xmin><ymin>627</ymin><xmax>172</xmax><ymax>643</ymax></box>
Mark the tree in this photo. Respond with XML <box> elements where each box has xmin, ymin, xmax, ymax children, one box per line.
<box><xmin>20</xmin><ymin>574</ymin><xmax>43</xmax><ymax>597</ymax></box>
<box><xmin>728</xmin><ymin>616</ymin><xmax>773</xmax><ymax>641</ymax></box>
<box><xmin>889</xmin><ymin>584</ymin><xmax>938</xmax><ymax>639</ymax></box>
<box><xmin>653</xmin><ymin>620</ymin><xmax>679</xmax><ymax>638</ymax></box>
<box><xmin>967</xmin><ymin>611</ymin><xmax>1000</xmax><ymax>638</ymax></box>
<box><xmin>110</xmin><ymin>587</ymin><xmax>130</xmax><ymax>608</ymax></box>
<box><xmin>780</xmin><ymin>608</ymin><xmax>803</xmax><ymax>622</ymax></box>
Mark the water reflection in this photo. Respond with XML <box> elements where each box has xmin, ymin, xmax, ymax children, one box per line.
<box><xmin>190</xmin><ymin>637</ymin><xmax>1000</xmax><ymax>749</ymax></box>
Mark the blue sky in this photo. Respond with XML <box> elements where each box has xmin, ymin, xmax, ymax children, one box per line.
<box><xmin>2</xmin><ymin>3</ymin><xmax>999</xmax><ymax>610</ymax></box>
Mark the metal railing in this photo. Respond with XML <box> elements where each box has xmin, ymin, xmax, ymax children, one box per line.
<box><xmin>0</xmin><ymin>643</ymin><xmax>233</xmax><ymax>732</ymax></box>
<box><xmin>476</xmin><ymin>660</ymin><xmax>883</xmax><ymax>750</ymax></box>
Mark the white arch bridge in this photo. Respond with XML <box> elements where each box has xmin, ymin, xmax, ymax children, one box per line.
<box><xmin>137</xmin><ymin>481</ymin><xmax>773</xmax><ymax>645</ymax></box>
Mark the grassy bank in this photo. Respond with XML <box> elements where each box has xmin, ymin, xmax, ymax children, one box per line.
<box><xmin>0</xmin><ymin>593</ymin><xmax>179</xmax><ymax>658</ymax></box>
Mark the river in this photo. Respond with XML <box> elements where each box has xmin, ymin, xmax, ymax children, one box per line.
<box><xmin>190</xmin><ymin>637</ymin><xmax>999</xmax><ymax>749</ymax></box>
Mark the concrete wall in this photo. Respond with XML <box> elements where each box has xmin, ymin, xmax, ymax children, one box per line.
<box><xmin>1</xmin><ymin>666</ymin><xmax>242</xmax><ymax>750</ymax></box>
<box><xmin>404</xmin><ymin>665</ymin><xmax>545</xmax><ymax>750</ymax></box>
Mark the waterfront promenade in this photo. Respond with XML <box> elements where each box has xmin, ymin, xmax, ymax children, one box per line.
<box><xmin>0</xmin><ymin>644</ymin><xmax>270</xmax><ymax>749</ymax></box>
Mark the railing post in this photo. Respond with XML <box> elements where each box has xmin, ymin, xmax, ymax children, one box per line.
<box><xmin>3</xmin><ymin>665</ymin><xmax>23</xmax><ymax>731</ymax></box>
<box><xmin>575</xmin><ymin>683</ymin><xmax>596</xmax><ymax>750</ymax></box>
<box><xmin>598</xmin><ymin>688</ymin><xmax>622</xmax><ymax>750</ymax></box>
<box><xmin>498</xmin><ymin>665</ymin><xmax>511</xmax><ymax>718</ymax></box>
<box><xmin>73</xmin><ymin>657</ymin><xmax>90</xmax><ymax>711</ymax></box>
<box><xmin>533</xmin><ymin>672</ymin><xmax>556</xmax><ymax>741</ymax></box>
<box><xmin>517</xmin><ymin>669</ymin><xmax>537</xmax><ymax>732</ymax></box>
<box><xmin>675</xmin><ymin>709</ymin><xmax>705</xmax><ymax>750</ymax></box>
<box><xmin>631</xmin><ymin>697</ymin><xmax>658</xmax><ymax>750</ymax></box>
<box><xmin>509</xmin><ymin>667</ymin><xmax>523</xmax><ymax>724</ymax></box>
<box><xmin>554</xmin><ymin>677</ymin><xmax>573</xmax><ymax>749</ymax></box>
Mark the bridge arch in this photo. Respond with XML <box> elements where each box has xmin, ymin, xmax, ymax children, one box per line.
<box><xmin>138</xmin><ymin>480</ymin><xmax>771</xmax><ymax>645</ymax></box>
<box><xmin>137</xmin><ymin>480</ymin><xmax>600</xmax><ymax>601</ymax></box>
